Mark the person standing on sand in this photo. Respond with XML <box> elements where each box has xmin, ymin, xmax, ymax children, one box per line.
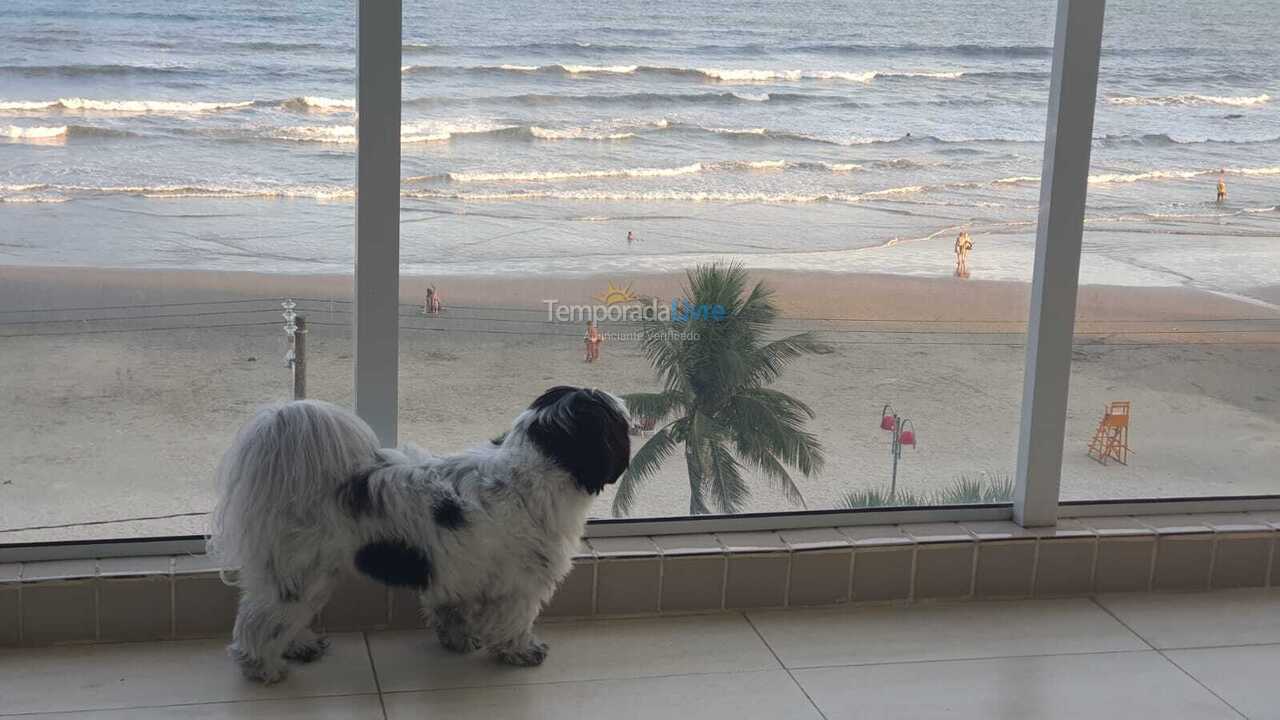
<box><xmin>425</xmin><ymin>287</ymin><xmax>442</xmax><ymax>316</ymax></box>
<box><xmin>584</xmin><ymin>320</ymin><xmax>603</xmax><ymax>363</ymax></box>
<box><xmin>627</xmin><ymin>231</ymin><xmax>636</xmax><ymax>246</ymax></box>
<box><xmin>1217</xmin><ymin>174</ymin><xmax>1227</xmax><ymax>203</ymax></box>
<box><xmin>954</xmin><ymin>231</ymin><xmax>974</xmax><ymax>277</ymax></box>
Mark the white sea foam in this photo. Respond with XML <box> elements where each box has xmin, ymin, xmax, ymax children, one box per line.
<box><xmin>528</xmin><ymin>126</ymin><xmax>636</xmax><ymax>140</ymax></box>
<box><xmin>4</xmin><ymin>125</ymin><xmax>67</xmax><ymax>140</ymax></box>
<box><xmin>857</xmin><ymin>185</ymin><xmax>927</xmax><ymax>199</ymax></box>
<box><xmin>0</xmin><ymin>182</ymin><xmax>355</xmax><ymax>200</ymax></box>
<box><xmin>290</xmin><ymin>96</ymin><xmax>355</xmax><ymax>111</ymax></box>
<box><xmin>992</xmin><ymin>175</ymin><xmax>1040</xmax><ymax>185</ymax></box>
<box><xmin>827</xmin><ymin>163</ymin><xmax>865</xmax><ymax>172</ymax></box>
<box><xmin>558</xmin><ymin>64</ymin><xmax>640</xmax><ymax>74</ymax></box>
<box><xmin>447</xmin><ymin>163</ymin><xmax>704</xmax><ymax>183</ymax></box>
<box><xmin>1107</xmin><ymin>93</ymin><xmax>1271</xmax><ymax>108</ymax></box>
<box><xmin>274</xmin><ymin>120</ymin><xmax>516</xmax><ymax>144</ymax></box>
<box><xmin>404</xmin><ymin>189</ymin><xmax>840</xmax><ymax>203</ymax></box>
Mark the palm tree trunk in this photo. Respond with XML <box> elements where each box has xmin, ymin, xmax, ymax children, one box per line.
<box><xmin>684</xmin><ymin>442</ymin><xmax>710</xmax><ymax>515</ymax></box>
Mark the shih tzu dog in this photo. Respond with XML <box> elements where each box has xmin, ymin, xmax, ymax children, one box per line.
<box><xmin>207</xmin><ymin>386</ymin><xmax>629</xmax><ymax>684</ymax></box>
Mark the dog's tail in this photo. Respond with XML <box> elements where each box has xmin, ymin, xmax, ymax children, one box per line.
<box><xmin>207</xmin><ymin>400</ymin><xmax>380</xmax><ymax>583</ymax></box>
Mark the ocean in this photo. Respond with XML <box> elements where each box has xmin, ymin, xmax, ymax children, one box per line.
<box><xmin>0</xmin><ymin>0</ymin><xmax>1277</xmax><ymax>297</ymax></box>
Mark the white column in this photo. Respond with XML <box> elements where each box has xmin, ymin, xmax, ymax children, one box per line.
<box><xmin>354</xmin><ymin>0</ymin><xmax>401</xmax><ymax>447</ymax></box>
<box><xmin>1014</xmin><ymin>0</ymin><xmax>1107</xmax><ymax>526</ymax></box>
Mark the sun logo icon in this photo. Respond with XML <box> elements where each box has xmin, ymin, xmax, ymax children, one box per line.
<box><xmin>594</xmin><ymin>281</ymin><xmax>639</xmax><ymax>306</ymax></box>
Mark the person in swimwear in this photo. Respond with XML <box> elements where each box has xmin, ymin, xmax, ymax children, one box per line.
<box><xmin>1217</xmin><ymin>174</ymin><xmax>1227</xmax><ymax>203</ymax></box>
<box><xmin>424</xmin><ymin>287</ymin><xmax>442</xmax><ymax>316</ymax></box>
<box><xmin>954</xmin><ymin>231</ymin><xmax>974</xmax><ymax>277</ymax></box>
<box><xmin>584</xmin><ymin>319</ymin><xmax>603</xmax><ymax>363</ymax></box>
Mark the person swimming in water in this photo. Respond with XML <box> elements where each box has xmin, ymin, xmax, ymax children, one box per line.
<box><xmin>1217</xmin><ymin>174</ymin><xmax>1227</xmax><ymax>203</ymax></box>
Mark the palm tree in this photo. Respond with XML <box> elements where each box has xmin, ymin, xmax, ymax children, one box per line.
<box><xmin>615</xmin><ymin>262</ymin><xmax>827</xmax><ymax>516</ymax></box>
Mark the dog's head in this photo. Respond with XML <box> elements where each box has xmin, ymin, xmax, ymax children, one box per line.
<box><xmin>516</xmin><ymin>386</ymin><xmax>631</xmax><ymax>494</ymax></box>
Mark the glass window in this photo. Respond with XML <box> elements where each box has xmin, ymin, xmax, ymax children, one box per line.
<box><xmin>397</xmin><ymin>0</ymin><xmax>1055</xmax><ymax>518</ymax></box>
<box><xmin>0</xmin><ymin>2</ymin><xmax>356</xmax><ymax>541</ymax></box>
<box><xmin>1061</xmin><ymin>0</ymin><xmax>1280</xmax><ymax>501</ymax></box>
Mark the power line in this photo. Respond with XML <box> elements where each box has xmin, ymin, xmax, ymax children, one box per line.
<box><xmin>0</xmin><ymin>322</ymin><xmax>279</xmax><ymax>338</ymax></box>
<box><xmin>0</xmin><ymin>297</ymin><xmax>279</xmax><ymax>315</ymax></box>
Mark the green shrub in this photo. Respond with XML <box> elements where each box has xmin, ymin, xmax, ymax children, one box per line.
<box><xmin>841</xmin><ymin>471</ymin><xmax>1012</xmax><ymax>509</ymax></box>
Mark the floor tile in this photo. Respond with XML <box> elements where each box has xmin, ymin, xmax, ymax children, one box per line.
<box><xmin>10</xmin><ymin>695</ymin><xmax>385</xmax><ymax>719</ymax></box>
<box><xmin>1167</xmin><ymin>643</ymin><xmax>1280</xmax><ymax>720</ymax></box>
<box><xmin>1096</xmin><ymin>589</ymin><xmax>1280</xmax><ymax>648</ymax></box>
<box><xmin>0</xmin><ymin>634</ymin><xmax>374</xmax><ymax>715</ymax></box>
<box><xmin>368</xmin><ymin>613</ymin><xmax>777</xmax><ymax>692</ymax></box>
<box><xmin>795</xmin><ymin>651</ymin><xmax>1238</xmax><ymax>720</ymax></box>
<box><xmin>747</xmin><ymin>598</ymin><xmax>1145</xmax><ymax>668</ymax></box>
<box><xmin>383</xmin><ymin>669</ymin><xmax>821</xmax><ymax>720</ymax></box>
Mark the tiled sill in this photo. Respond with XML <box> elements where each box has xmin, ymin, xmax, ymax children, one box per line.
<box><xmin>1</xmin><ymin>512</ymin><xmax>1277</xmax><ymax>647</ymax></box>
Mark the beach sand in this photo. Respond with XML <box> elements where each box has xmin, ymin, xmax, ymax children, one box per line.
<box><xmin>2</xmin><ymin>265</ymin><xmax>1278</xmax><ymax>542</ymax></box>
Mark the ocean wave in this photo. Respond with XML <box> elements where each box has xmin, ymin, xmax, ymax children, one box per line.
<box><xmin>0</xmin><ymin>98</ymin><xmax>255</xmax><ymax>113</ymax></box>
<box><xmin>0</xmin><ymin>182</ymin><xmax>354</xmax><ymax>201</ymax></box>
<box><xmin>1107</xmin><ymin>93</ymin><xmax>1271</xmax><ymax>107</ymax></box>
<box><xmin>0</xmin><ymin>63</ymin><xmax>194</xmax><ymax>77</ymax></box>
<box><xmin>528</xmin><ymin>126</ymin><xmax>636</xmax><ymax>140</ymax></box>
<box><xmin>442</xmin><ymin>163</ymin><xmax>706</xmax><ymax>183</ymax></box>
<box><xmin>278</xmin><ymin>96</ymin><xmax>355</xmax><ymax>112</ymax></box>
<box><xmin>404</xmin><ymin>189</ymin><xmax>844</xmax><ymax>204</ymax></box>
<box><xmin>0</xmin><ymin>96</ymin><xmax>357</xmax><ymax>114</ymax></box>
<box><xmin>4</xmin><ymin>125</ymin><xmax>67</xmax><ymax>141</ymax></box>
<box><xmin>272</xmin><ymin>120</ymin><xmax>520</xmax><ymax>144</ymax></box>
<box><xmin>399</xmin><ymin>62</ymin><xmax>972</xmax><ymax>84</ymax></box>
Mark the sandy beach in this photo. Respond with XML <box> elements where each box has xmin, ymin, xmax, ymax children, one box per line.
<box><xmin>2</xmin><ymin>264</ymin><xmax>1278</xmax><ymax>542</ymax></box>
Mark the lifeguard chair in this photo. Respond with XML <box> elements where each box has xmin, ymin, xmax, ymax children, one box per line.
<box><xmin>1087</xmin><ymin>401</ymin><xmax>1132</xmax><ymax>465</ymax></box>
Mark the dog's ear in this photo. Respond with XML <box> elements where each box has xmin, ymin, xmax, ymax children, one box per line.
<box><xmin>526</xmin><ymin>387</ymin><xmax>630</xmax><ymax>494</ymax></box>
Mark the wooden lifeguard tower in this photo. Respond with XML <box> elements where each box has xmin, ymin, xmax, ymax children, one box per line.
<box><xmin>1087</xmin><ymin>401</ymin><xmax>1132</xmax><ymax>465</ymax></box>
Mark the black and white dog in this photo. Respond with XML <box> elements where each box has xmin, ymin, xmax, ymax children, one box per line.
<box><xmin>208</xmin><ymin>386</ymin><xmax>630</xmax><ymax>683</ymax></box>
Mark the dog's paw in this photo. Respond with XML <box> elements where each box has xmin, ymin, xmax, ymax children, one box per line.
<box><xmin>284</xmin><ymin>635</ymin><xmax>330</xmax><ymax>664</ymax></box>
<box><xmin>231</xmin><ymin>646</ymin><xmax>288</xmax><ymax>685</ymax></box>
<box><xmin>495</xmin><ymin>639</ymin><xmax>549</xmax><ymax>667</ymax></box>
<box><xmin>436</xmin><ymin>625</ymin><xmax>480</xmax><ymax>654</ymax></box>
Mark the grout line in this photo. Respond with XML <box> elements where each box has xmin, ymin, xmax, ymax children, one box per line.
<box><xmin>0</xmin><ymin>691</ymin><xmax>384</xmax><ymax>717</ymax></box>
<box><xmin>742</xmin><ymin>611</ymin><xmax>829</xmax><ymax>720</ymax></box>
<box><xmin>783</xmin><ymin>647</ymin><xmax>1157</xmax><ymax>673</ymax></box>
<box><xmin>1092</xmin><ymin>597</ymin><xmax>1247</xmax><ymax>719</ymax></box>
<box><xmin>363</xmin><ymin>632</ymin><xmax>389</xmax><ymax>720</ymax></box>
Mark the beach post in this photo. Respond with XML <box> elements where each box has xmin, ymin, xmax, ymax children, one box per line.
<box><xmin>293</xmin><ymin>316</ymin><xmax>307</xmax><ymax>400</ymax></box>
<box><xmin>282</xmin><ymin>299</ymin><xmax>307</xmax><ymax>399</ymax></box>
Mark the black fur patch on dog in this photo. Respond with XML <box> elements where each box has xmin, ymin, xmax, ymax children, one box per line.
<box><xmin>432</xmin><ymin>494</ymin><xmax>468</xmax><ymax>530</ymax></box>
<box><xmin>355</xmin><ymin>539</ymin><xmax>433</xmax><ymax>588</ymax></box>
<box><xmin>338</xmin><ymin>463</ymin><xmax>386</xmax><ymax>517</ymax></box>
<box><xmin>527</xmin><ymin>386</ymin><xmax>630</xmax><ymax>494</ymax></box>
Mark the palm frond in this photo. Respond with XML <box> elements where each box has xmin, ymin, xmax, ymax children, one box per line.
<box><xmin>621</xmin><ymin>391</ymin><xmax>684</xmax><ymax>425</ymax></box>
<box><xmin>706</xmin><ymin>438</ymin><xmax>749</xmax><ymax>514</ymax></box>
<box><xmin>611</xmin><ymin>422</ymin><xmax>683</xmax><ymax>516</ymax></box>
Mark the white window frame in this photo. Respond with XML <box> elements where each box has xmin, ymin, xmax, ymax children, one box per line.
<box><xmin>8</xmin><ymin>0</ymin><xmax>1280</xmax><ymax>563</ymax></box>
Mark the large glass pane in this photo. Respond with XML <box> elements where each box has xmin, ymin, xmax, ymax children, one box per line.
<box><xmin>397</xmin><ymin>0</ymin><xmax>1053</xmax><ymax>517</ymax></box>
<box><xmin>0</xmin><ymin>2</ymin><xmax>356</xmax><ymax>541</ymax></box>
<box><xmin>1061</xmin><ymin>0</ymin><xmax>1279</xmax><ymax>500</ymax></box>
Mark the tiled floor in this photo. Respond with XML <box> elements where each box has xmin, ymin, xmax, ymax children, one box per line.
<box><xmin>3</xmin><ymin>590</ymin><xmax>1279</xmax><ymax>719</ymax></box>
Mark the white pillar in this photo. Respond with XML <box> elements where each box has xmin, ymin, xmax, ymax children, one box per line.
<box><xmin>1014</xmin><ymin>0</ymin><xmax>1107</xmax><ymax>526</ymax></box>
<box><xmin>354</xmin><ymin>0</ymin><xmax>401</xmax><ymax>447</ymax></box>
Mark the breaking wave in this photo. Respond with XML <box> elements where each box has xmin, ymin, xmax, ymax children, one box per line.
<box><xmin>1107</xmin><ymin>93</ymin><xmax>1271</xmax><ymax>107</ymax></box>
<box><xmin>399</xmin><ymin>63</ymin><xmax>972</xmax><ymax>84</ymax></box>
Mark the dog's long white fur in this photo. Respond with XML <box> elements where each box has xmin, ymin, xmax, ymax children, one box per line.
<box><xmin>207</xmin><ymin>392</ymin><xmax>625</xmax><ymax>683</ymax></box>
